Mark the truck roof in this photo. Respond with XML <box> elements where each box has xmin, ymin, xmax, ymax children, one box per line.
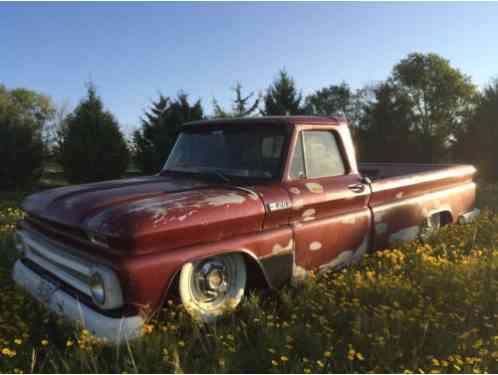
<box><xmin>183</xmin><ymin>116</ymin><xmax>348</xmax><ymax>128</ymax></box>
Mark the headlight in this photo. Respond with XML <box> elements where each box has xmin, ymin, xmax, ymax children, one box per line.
<box><xmin>89</xmin><ymin>272</ymin><xmax>106</xmax><ymax>305</ymax></box>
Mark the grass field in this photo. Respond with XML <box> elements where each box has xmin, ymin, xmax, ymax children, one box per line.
<box><xmin>1</xmin><ymin>183</ymin><xmax>498</xmax><ymax>373</ymax></box>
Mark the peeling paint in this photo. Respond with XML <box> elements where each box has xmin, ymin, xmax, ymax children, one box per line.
<box><xmin>292</xmin><ymin>265</ymin><xmax>308</xmax><ymax>281</ymax></box>
<box><xmin>150</xmin><ymin>207</ymin><xmax>168</xmax><ymax>226</ymax></box>
<box><xmin>351</xmin><ymin>236</ymin><xmax>369</xmax><ymax>263</ymax></box>
<box><xmin>203</xmin><ymin>193</ymin><xmax>246</xmax><ymax>207</ymax></box>
<box><xmin>319</xmin><ymin>250</ymin><xmax>353</xmax><ymax>271</ymax></box>
<box><xmin>289</xmin><ymin>187</ymin><xmax>301</xmax><ymax>195</ymax></box>
<box><xmin>305</xmin><ymin>182</ymin><xmax>324</xmax><ymax>194</ymax></box>
<box><xmin>272</xmin><ymin>239</ymin><xmax>294</xmax><ymax>254</ymax></box>
<box><xmin>309</xmin><ymin>241</ymin><xmax>322</xmax><ymax>251</ymax></box>
<box><xmin>388</xmin><ymin>225</ymin><xmax>419</xmax><ymax>244</ymax></box>
<box><xmin>292</xmin><ymin>199</ymin><xmax>304</xmax><ymax>210</ymax></box>
<box><xmin>302</xmin><ymin>208</ymin><xmax>316</xmax><ymax>218</ymax></box>
<box><xmin>396</xmin><ymin>192</ymin><xmax>404</xmax><ymax>199</ymax></box>
<box><xmin>341</xmin><ymin>216</ymin><xmax>356</xmax><ymax>224</ymax></box>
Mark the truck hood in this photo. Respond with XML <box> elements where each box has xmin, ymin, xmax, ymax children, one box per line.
<box><xmin>22</xmin><ymin>176</ymin><xmax>266</xmax><ymax>253</ymax></box>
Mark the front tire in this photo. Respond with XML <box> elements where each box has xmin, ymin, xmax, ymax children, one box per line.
<box><xmin>178</xmin><ymin>253</ymin><xmax>247</xmax><ymax>322</ymax></box>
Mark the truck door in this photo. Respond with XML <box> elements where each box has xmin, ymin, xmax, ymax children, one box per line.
<box><xmin>283</xmin><ymin>128</ymin><xmax>371</xmax><ymax>271</ymax></box>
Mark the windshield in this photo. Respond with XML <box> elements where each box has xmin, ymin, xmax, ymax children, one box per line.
<box><xmin>163</xmin><ymin>126</ymin><xmax>287</xmax><ymax>180</ymax></box>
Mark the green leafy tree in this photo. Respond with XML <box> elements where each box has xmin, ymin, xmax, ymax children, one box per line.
<box><xmin>455</xmin><ymin>79</ymin><xmax>498</xmax><ymax>180</ymax></box>
<box><xmin>304</xmin><ymin>82</ymin><xmax>372</xmax><ymax>142</ymax></box>
<box><xmin>357</xmin><ymin>82</ymin><xmax>419</xmax><ymax>162</ymax></box>
<box><xmin>212</xmin><ymin>82</ymin><xmax>260</xmax><ymax>118</ymax></box>
<box><xmin>390</xmin><ymin>53</ymin><xmax>477</xmax><ymax>162</ymax></box>
<box><xmin>0</xmin><ymin>84</ymin><xmax>55</xmax><ymax>188</ymax></box>
<box><xmin>133</xmin><ymin>93</ymin><xmax>203</xmax><ymax>174</ymax></box>
<box><xmin>57</xmin><ymin>84</ymin><xmax>129</xmax><ymax>183</ymax></box>
<box><xmin>304</xmin><ymin>83</ymin><xmax>352</xmax><ymax>117</ymax></box>
<box><xmin>261</xmin><ymin>70</ymin><xmax>303</xmax><ymax>115</ymax></box>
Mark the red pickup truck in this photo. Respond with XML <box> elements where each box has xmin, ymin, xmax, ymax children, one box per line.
<box><xmin>12</xmin><ymin>116</ymin><xmax>479</xmax><ymax>343</ymax></box>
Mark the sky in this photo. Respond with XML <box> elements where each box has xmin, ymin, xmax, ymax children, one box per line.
<box><xmin>2</xmin><ymin>2</ymin><xmax>498</xmax><ymax>136</ymax></box>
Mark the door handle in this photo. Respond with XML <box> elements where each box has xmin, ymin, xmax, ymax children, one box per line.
<box><xmin>348</xmin><ymin>183</ymin><xmax>365</xmax><ymax>193</ymax></box>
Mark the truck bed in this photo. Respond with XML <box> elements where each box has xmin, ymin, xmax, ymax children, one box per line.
<box><xmin>359</xmin><ymin>162</ymin><xmax>477</xmax><ymax>251</ymax></box>
<box><xmin>359</xmin><ymin>162</ymin><xmax>466</xmax><ymax>181</ymax></box>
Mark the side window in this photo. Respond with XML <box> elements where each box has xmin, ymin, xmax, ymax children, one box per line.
<box><xmin>289</xmin><ymin>134</ymin><xmax>306</xmax><ymax>179</ymax></box>
<box><xmin>303</xmin><ymin>130</ymin><xmax>346</xmax><ymax>178</ymax></box>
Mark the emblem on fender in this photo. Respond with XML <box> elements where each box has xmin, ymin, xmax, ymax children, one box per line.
<box><xmin>267</xmin><ymin>201</ymin><xmax>290</xmax><ymax>212</ymax></box>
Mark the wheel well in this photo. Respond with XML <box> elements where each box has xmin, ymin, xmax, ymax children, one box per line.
<box><xmin>241</xmin><ymin>253</ymin><xmax>270</xmax><ymax>292</ymax></box>
<box><xmin>438</xmin><ymin>211</ymin><xmax>453</xmax><ymax>226</ymax></box>
<box><xmin>161</xmin><ymin>251</ymin><xmax>270</xmax><ymax>306</ymax></box>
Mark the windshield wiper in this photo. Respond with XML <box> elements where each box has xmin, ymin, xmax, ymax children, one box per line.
<box><xmin>163</xmin><ymin>168</ymin><xmax>232</xmax><ymax>183</ymax></box>
<box><xmin>209</xmin><ymin>170</ymin><xmax>231</xmax><ymax>183</ymax></box>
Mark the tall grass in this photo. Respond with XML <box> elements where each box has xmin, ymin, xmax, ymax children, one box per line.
<box><xmin>1</xmin><ymin>185</ymin><xmax>498</xmax><ymax>373</ymax></box>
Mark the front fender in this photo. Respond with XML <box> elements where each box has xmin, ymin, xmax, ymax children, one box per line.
<box><xmin>119</xmin><ymin>227</ymin><xmax>294</xmax><ymax>311</ymax></box>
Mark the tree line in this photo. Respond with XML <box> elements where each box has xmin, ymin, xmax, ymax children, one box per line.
<box><xmin>1</xmin><ymin>51</ymin><xmax>497</xmax><ymax>189</ymax></box>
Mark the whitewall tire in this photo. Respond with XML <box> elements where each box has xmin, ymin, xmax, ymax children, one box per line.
<box><xmin>178</xmin><ymin>253</ymin><xmax>247</xmax><ymax>322</ymax></box>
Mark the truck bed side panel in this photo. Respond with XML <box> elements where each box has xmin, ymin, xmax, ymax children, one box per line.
<box><xmin>368</xmin><ymin>165</ymin><xmax>476</xmax><ymax>250</ymax></box>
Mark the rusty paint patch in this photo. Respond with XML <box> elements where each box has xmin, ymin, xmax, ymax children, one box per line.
<box><xmin>302</xmin><ymin>208</ymin><xmax>316</xmax><ymax>218</ymax></box>
<box><xmin>341</xmin><ymin>216</ymin><xmax>356</xmax><ymax>224</ymax></box>
<box><xmin>396</xmin><ymin>192</ymin><xmax>404</xmax><ymax>199</ymax></box>
<box><xmin>292</xmin><ymin>199</ymin><xmax>304</xmax><ymax>210</ymax></box>
<box><xmin>309</xmin><ymin>241</ymin><xmax>322</xmax><ymax>251</ymax></box>
<box><xmin>203</xmin><ymin>193</ymin><xmax>246</xmax><ymax>207</ymax></box>
<box><xmin>289</xmin><ymin>187</ymin><xmax>301</xmax><ymax>195</ymax></box>
<box><xmin>292</xmin><ymin>265</ymin><xmax>307</xmax><ymax>281</ymax></box>
<box><xmin>305</xmin><ymin>182</ymin><xmax>324</xmax><ymax>194</ymax></box>
<box><xmin>272</xmin><ymin>239</ymin><xmax>294</xmax><ymax>255</ymax></box>
<box><xmin>388</xmin><ymin>225</ymin><xmax>419</xmax><ymax>244</ymax></box>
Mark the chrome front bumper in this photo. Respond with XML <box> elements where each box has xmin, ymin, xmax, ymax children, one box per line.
<box><xmin>458</xmin><ymin>208</ymin><xmax>480</xmax><ymax>224</ymax></box>
<box><xmin>12</xmin><ymin>260</ymin><xmax>144</xmax><ymax>344</ymax></box>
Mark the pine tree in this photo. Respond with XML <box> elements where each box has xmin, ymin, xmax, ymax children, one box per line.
<box><xmin>213</xmin><ymin>82</ymin><xmax>260</xmax><ymax>118</ymax></box>
<box><xmin>261</xmin><ymin>70</ymin><xmax>303</xmax><ymax>116</ymax></box>
<box><xmin>57</xmin><ymin>83</ymin><xmax>129</xmax><ymax>183</ymax></box>
<box><xmin>133</xmin><ymin>93</ymin><xmax>203</xmax><ymax>174</ymax></box>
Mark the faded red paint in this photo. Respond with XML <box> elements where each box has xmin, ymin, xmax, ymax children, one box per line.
<box><xmin>17</xmin><ymin>116</ymin><xmax>478</xmax><ymax>315</ymax></box>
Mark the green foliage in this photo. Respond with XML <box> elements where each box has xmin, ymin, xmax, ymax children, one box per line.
<box><xmin>133</xmin><ymin>93</ymin><xmax>204</xmax><ymax>174</ymax></box>
<box><xmin>56</xmin><ymin>84</ymin><xmax>129</xmax><ymax>184</ymax></box>
<box><xmin>2</xmin><ymin>188</ymin><xmax>498</xmax><ymax>372</ymax></box>
<box><xmin>390</xmin><ymin>53</ymin><xmax>477</xmax><ymax>162</ymax></box>
<box><xmin>456</xmin><ymin>79</ymin><xmax>498</xmax><ymax>180</ymax></box>
<box><xmin>0</xmin><ymin>84</ymin><xmax>55</xmax><ymax>188</ymax></box>
<box><xmin>304</xmin><ymin>82</ymin><xmax>352</xmax><ymax>118</ymax></box>
<box><xmin>357</xmin><ymin>82</ymin><xmax>420</xmax><ymax>162</ymax></box>
<box><xmin>213</xmin><ymin>82</ymin><xmax>260</xmax><ymax>118</ymax></box>
<box><xmin>261</xmin><ymin>70</ymin><xmax>303</xmax><ymax>116</ymax></box>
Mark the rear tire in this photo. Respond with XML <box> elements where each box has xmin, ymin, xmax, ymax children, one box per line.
<box><xmin>419</xmin><ymin>213</ymin><xmax>441</xmax><ymax>241</ymax></box>
<box><xmin>178</xmin><ymin>253</ymin><xmax>246</xmax><ymax>322</ymax></box>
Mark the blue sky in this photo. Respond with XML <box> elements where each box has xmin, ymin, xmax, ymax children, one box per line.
<box><xmin>2</xmin><ymin>2</ymin><xmax>498</xmax><ymax>136</ymax></box>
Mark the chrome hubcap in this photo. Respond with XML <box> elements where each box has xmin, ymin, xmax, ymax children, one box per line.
<box><xmin>193</xmin><ymin>259</ymin><xmax>229</xmax><ymax>302</ymax></box>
